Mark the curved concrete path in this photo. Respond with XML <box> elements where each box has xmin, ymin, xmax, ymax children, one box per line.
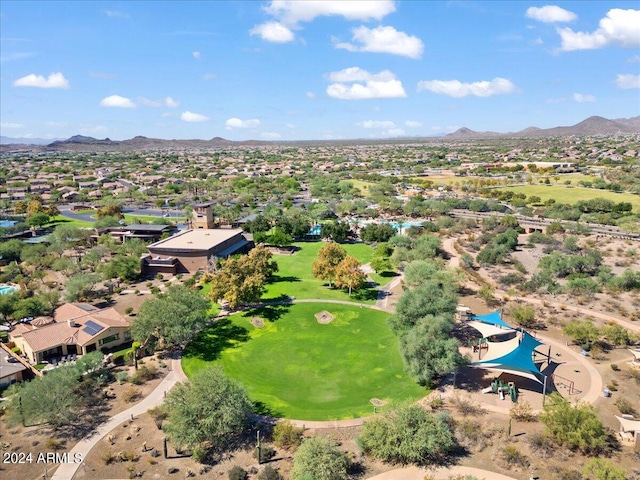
<box><xmin>367</xmin><ymin>465</ymin><xmax>519</xmax><ymax>480</ymax></box>
<box><xmin>51</xmin><ymin>354</ymin><xmax>187</xmax><ymax>480</ymax></box>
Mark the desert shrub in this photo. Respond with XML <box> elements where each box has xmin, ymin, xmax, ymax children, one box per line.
<box><xmin>115</xmin><ymin>371</ymin><xmax>129</xmax><ymax>383</ymax></box>
<box><xmin>257</xmin><ymin>465</ymin><xmax>282</xmax><ymax>480</ymax></box>
<box><xmin>358</xmin><ymin>405</ymin><xmax>456</xmax><ymax>465</ymax></box>
<box><xmin>450</xmin><ymin>395</ymin><xmax>484</xmax><ymax>417</ymax></box>
<box><xmin>498</xmin><ymin>445</ymin><xmax>530</xmax><ymax>469</ymax></box>
<box><xmin>148</xmin><ymin>406</ymin><xmax>168</xmax><ymax>429</ymax></box>
<box><xmin>291</xmin><ymin>437</ymin><xmax>349</xmax><ymax>480</ymax></box>
<box><xmin>527</xmin><ymin>432</ymin><xmax>555</xmax><ymax>458</ymax></box>
<box><xmin>455</xmin><ymin>419</ymin><xmax>495</xmax><ymax>452</ymax></box>
<box><xmin>101</xmin><ymin>450</ymin><xmax>115</xmax><ymax>465</ymax></box>
<box><xmin>539</xmin><ymin>393</ymin><xmax>608</xmax><ymax>455</ymax></box>
<box><xmin>256</xmin><ymin>445</ymin><xmax>275</xmax><ymax>463</ymax></box>
<box><xmin>119</xmin><ymin>450</ymin><xmax>138</xmax><ymax>462</ymax></box>
<box><xmin>125</xmin><ymin>307</ymin><xmax>134</xmax><ymax>315</ymax></box>
<box><xmin>134</xmin><ymin>365</ymin><xmax>157</xmax><ymax>383</ymax></box>
<box><xmin>45</xmin><ymin>438</ymin><xmax>62</xmax><ymax>450</ymax></box>
<box><xmin>228</xmin><ymin>466</ymin><xmax>247</xmax><ymax>480</ymax></box>
<box><xmin>122</xmin><ymin>388</ymin><xmax>142</xmax><ymax>403</ymax></box>
<box><xmin>614</xmin><ymin>397</ymin><xmax>637</xmax><ymax>416</ymax></box>
<box><xmin>271</xmin><ymin>420</ymin><xmax>304</xmax><ymax>450</ymax></box>
<box><xmin>509</xmin><ymin>401</ymin><xmax>536</xmax><ymax>422</ymax></box>
<box><xmin>546</xmin><ymin>466</ymin><xmax>581</xmax><ymax>480</ymax></box>
<box><xmin>582</xmin><ymin>458</ymin><xmax>627</xmax><ymax>480</ymax></box>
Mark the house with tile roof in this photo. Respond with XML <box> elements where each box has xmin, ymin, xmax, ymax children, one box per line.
<box><xmin>9</xmin><ymin>303</ymin><xmax>131</xmax><ymax>364</ymax></box>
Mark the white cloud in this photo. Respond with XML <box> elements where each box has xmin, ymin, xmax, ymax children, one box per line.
<box><xmin>249</xmin><ymin>22</ymin><xmax>294</xmax><ymax>43</ymax></box>
<box><xmin>526</xmin><ymin>5</ymin><xmax>577</xmax><ymax>23</ymax></box>
<box><xmin>225</xmin><ymin>118</ymin><xmax>261</xmax><ymax>129</ymax></box>
<box><xmin>0</xmin><ymin>122</ymin><xmax>24</xmax><ymax>129</ymax></box>
<box><xmin>615</xmin><ymin>73</ymin><xmax>640</xmax><ymax>89</ymax></box>
<box><xmin>13</xmin><ymin>72</ymin><xmax>69</xmax><ymax>89</ymax></box>
<box><xmin>0</xmin><ymin>52</ymin><xmax>36</xmax><ymax>62</ymax></box>
<box><xmin>138</xmin><ymin>96</ymin><xmax>180</xmax><ymax>107</ymax></box>
<box><xmin>306</xmin><ymin>91</ymin><xmax>316</xmax><ymax>99</ymax></box>
<box><xmin>405</xmin><ymin>120</ymin><xmax>422</xmax><ymax>127</ymax></box>
<box><xmin>181</xmin><ymin>111</ymin><xmax>209</xmax><ymax>122</ymax></box>
<box><xmin>261</xmin><ymin>131</ymin><xmax>282</xmax><ymax>140</ymax></box>
<box><xmin>202</xmin><ymin>73</ymin><xmax>217</xmax><ymax>80</ymax></box>
<box><xmin>326</xmin><ymin>67</ymin><xmax>406</xmax><ymax>100</ymax></box>
<box><xmin>573</xmin><ymin>93</ymin><xmax>596</xmax><ymax>102</ymax></box>
<box><xmin>557</xmin><ymin>8</ymin><xmax>640</xmax><ymax>51</ymax></box>
<box><xmin>328</xmin><ymin>66</ymin><xmax>395</xmax><ymax>83</ymax></box>
<box><xmin>264</xmin><ymin>1</ymin><xmax>395</xmax><ymax>26</ymax></box>
<box><xmin>335</xmin><ymin>25</ymin><xmax>424</xmax><ymax>59</ymax></box>
<box><xmin>78</xmin><ymin>124</ymin><xmax>108</xmax><ymax>135</ymax></box>
<box><xmin>193</xmin><ymin>51</ymin><xmax>201</xmax><ymax>59</ymax></box>
<box><xmin>99</xmin><ymin>95</ymin><xmax>136</xmax><ymax>108</ymax></box>
<box><xmin>628</xmin><ymin>54</ymin><xmax>640</xmax><ymax>63</ymax></box>
<box><xmin>417</xmin><ymin>77</ymin><xmax>517</xmax><ymax>97</ymax></box>
<box><xmin>386</xmin><ymin>128</ymin><xmax>405</xmax><ymax>136</ymax></box>
<box><xmin>359</xmin><ymin>120</ymin><xmax>395</xmax><ymax>128</ymax></box>
<box><xmin>104</xmin><ymin>10</ymin><xmax>129</xmax><ymax>19</ymax></box>
<box><xmin>45</xmin><ymin>121</ymin><xmax>68</xmax><ymax>127</ymax></box>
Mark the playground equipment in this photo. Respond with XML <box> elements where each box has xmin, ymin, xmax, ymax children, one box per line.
<box><xmin>488</xmin><ymin>378</ymin><xmax>518</xmax><ymax>402</ymax></box>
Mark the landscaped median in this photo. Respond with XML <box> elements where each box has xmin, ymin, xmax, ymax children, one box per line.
<box><xmin>181</xmin><ymin>302</ymin><xmax>426</xmax><ymax>421</ymax></box>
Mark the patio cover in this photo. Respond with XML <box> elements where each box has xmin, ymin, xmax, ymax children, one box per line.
<box><xmin>467</xmin><ymin>320</ymin><xmax>514</xmax><ymax>339</ymax></box>
<box><xmin>471</xmin><ymin>331</ymin><xmax>545</xmax><ymax>384</ymax></box>
<box><xmin>471</xmin><ymin>310</ymin><xmax>514</xmax><ymax>329</ymax></box>
<box><xmin>629</xmin><ymin>349</ymin><xmax>640</xmax><ymax>361</ymax></box>
<box><xmin>615</xmin><ymin>415</ymin><xmax>640</xmax><ymax>433</ymax></box>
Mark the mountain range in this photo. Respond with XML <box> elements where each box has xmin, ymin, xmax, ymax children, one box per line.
<box><xmin>1</xmin><ymin>115</ymin><xmax>638</xmax><ymax>152</ymax></box>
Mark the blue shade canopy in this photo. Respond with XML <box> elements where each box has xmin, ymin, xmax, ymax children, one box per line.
<box><xmin>473</xmin><ymin>331</ymin><xmax>545</xmax><ymax>383</ymax></box>
<box><xmin>471</xmin><ymin>310</ymin><xmax>514</xmax><ymax>330</ymax></box>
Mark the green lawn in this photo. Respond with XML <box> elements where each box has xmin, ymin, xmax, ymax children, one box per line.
<box><xmin>47</xmin><ymin>215</ymin><xmax>95</xmax><ymax>228</ymax></box>
<box><xmin>495</xmin><ymin>185</ymin><xmax>640</xmax><ymax>211</ymax></box>
<box><xmin>182</xmin><ymin>302</ymin><xmax>426</xmax><ymax>420</ymax></box>
<box><xmin>263</xmin><ymin>242</ymin><xmax>382</xmax><ymax>303</ymax></box>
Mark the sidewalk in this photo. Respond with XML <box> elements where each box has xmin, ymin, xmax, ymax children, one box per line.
<box><xmin>367</xmin><ymin>465</ymin><xmax>519</xmax><ymax>480</ymax></box>
<box><xmin>51</xmin><ymin>354</ymin><xmax>187</xmax><ymax>480</ymax></box>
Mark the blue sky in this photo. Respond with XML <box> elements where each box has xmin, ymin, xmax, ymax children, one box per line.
<box><xmin>1</xmin><ymin>1</ymin><xmax>639</xmax><ymax>141</ymax></box>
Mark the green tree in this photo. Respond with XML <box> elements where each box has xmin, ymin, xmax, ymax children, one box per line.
<box><xmin>290</xmin><ymin>437</ymin><xmax>349</xmax><ymax>480</ymax></box>
<box><xmin>369</xmin><ymin>256</ymin><xmax>393</xmax><ymax>274</ymax></box>
<box><xmin>389</xmin><ymin>280</ymin><xmax>458</xmax><ymax>334</ymax></box>
<box><xmin>311</xmin><ymin>242</ymin><xmax>347</xmax><ymax>287</ymax></box>
<box><xmin>358</xmin><ymin>404</ymin><xmax>456</xmax><ymax>465</ymax></box>
<box><xmin>582</xmin><ymin>458</ymin><xmax>627</xmax><ymax>480</ymax></box>
<box><xmin>26</xmin><ymin>212</ymin><xmax>50</xmax><ymax>228</ymax></box>
<box><xmin>131</xmin><ymin>284</ymin><xmax>211</xmax><ymax>350</ymax></box>
<box><xmin>267</xmin><ymin>228</ymin><xmax>292</xmax><ymax>247</ymax></box>
<box><xmin>539</xmin><ymin>393</ymin><xmax>607</xmax><ymax>455</ymax></box>
<box><xmin>99</xmin><ymin>254</ymin><xmax>140</xmax><ymax>281</ymax></box>
<box><xmin>399</xmin><ymin>315</ymin><xmax>464</xmax><ymax>386</ymax></box>
<box><xmin>64</xmin><ymin>273</ymin><xmax>101</xmax><ymax>302</ymax></box>
<box><xmin>600</xmin><ymin>323</ymin><xmax>634</xmax><ymax>347</ymax></box>
<box><xmin>334</xmin><ymin>256</ymin><xmax>366</xmax><ymax>296</ymax></box>
<box><xmin>206</xmin><ymin>246</ymin><xmax>278</xmax><ymax>309</ymax></box>
<box><xmin>563</xmin><ymin>320</ymin><xmax>600</xmax><ymax>347</ymax></box>
<box><xmin>163</xmin><ymin>367</ymin><xmax>252</xmax><ymax>455</ymax></box>
<box><xmin>508</xmin><ymin>303</ymin><xmax>536</xmax><ymax>328</ymax></box>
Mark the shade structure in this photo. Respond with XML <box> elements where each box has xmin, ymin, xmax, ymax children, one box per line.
<box><xmin>615</xmin><ymin>415</ymin><xmax>640</xmax><ymax>434</ymax></box>
<box><xmin>471</xmin><ymin>310</ymin><xmax>514</xmax><ymax>329</ymax></box>
<box><xmin>467</xmin><ymin>320</ymin><xmax>514</xmax><ymax>339</ymax></box>
<box><xmin>471</xmin><ymin>331</ymin><xmax>546</xmax><ymax>384</ymax></box>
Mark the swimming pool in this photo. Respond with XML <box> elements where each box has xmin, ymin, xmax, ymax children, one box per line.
<box><xmin>0</xmin><ymin>220</ymin><xmax>16</xmax><ymax>228</ymax></box>
<box><xmin>0</xmin><ymin>285</ymin><xmax>19</xmax><ymax>295</ymax></box>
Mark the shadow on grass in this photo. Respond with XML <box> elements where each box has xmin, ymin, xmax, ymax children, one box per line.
<box><xmin>252</xmin><ymin>401</ymin><xmax>284</xmax><ymax>418</ymax></box>
<box><xmin>183</xmin><ymin>318</ymin><xmax>249</xmax><ymax>361</ymax></box>
<box><xmin>245</xmin><ymin>303</ymin><xmax>291</xmax><ymax>323</ymax></box>
<box><xmin>351</xmin><ymin>286</ymin><xmax>379</xmax><ymax>302</ymax></box>
<box><xmin>267</xmin><ymin>275</ymin><xmax>301</xmax><ymax>284</ymax></box>
<box><xmin>378</xmin><ymin>271</ymin><xmax>399</xmax><ymax>278</ymax></box>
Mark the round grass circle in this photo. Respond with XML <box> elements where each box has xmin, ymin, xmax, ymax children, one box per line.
<box><xmin>182</xmin><ymin>302</ymin><xmax>426</xmax><ymax>421</ymax></box>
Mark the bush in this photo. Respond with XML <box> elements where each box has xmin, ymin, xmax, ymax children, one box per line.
<box><xmin>257</xmin><ymin>465</ymin><xmax>282</xmax><ymax>480</ymax></box>
<box><xmin>116</xmin><ymin>371</ymin><xmax>129</xmax><ymax>384</ymax></box>
<box><xmin>271</xmin><ymin>420</ymin><xmax>304</xmax><ymax>450</ymax></box>
<box><xmin>582</xmin><ymin>458</ymin><xmax>627</xmax><ymax>480</ymax></box>
<box><xmin>358</xmin><ymin>405</ymin><xmax>456</xmax><ymax>465</ymax></box>
<box><xmin>498</xmin><ymin>445</ymin><xmax>530</xmax><ymax>469</ymax></box>
<box><xmin>290</xmin><ymin>437</ymin><xmax>349</xmax><ymax>480</ymax></box>
<box><xmin>614</xmin><ymin>397</ymin><xmax>636</xmax><ymax>416</ymax></box>
<box><xmin>122</xmin><ymin>388</ymin><xmax>142</xmax><ymax>403</ymax></box>
<box><xmin>125</xmin><ymin>307</ymin><xmax>134</xmax><ymax>315</ymax></box>
<box><xmin>11</xmin><ymin>347</ymin><xmax>21</xmax><ymax>355</ymax></box>
<box><xmin>133</xmin><ymin>365</ymin><xmax>157</xmax><ymax>383</ymax></box>
<box><xmin>539</xmin><ymin>393</ymin><xmax>608</xmax><ymax>454</ymax></box>
<box><xmin>527</xmin><ymin>432</ymin><xmax>555</xmax><ymax>458</ymax></box>
<box><xmin>228</xmin><ymin>466</ymin><xmax>247</xmax><ymax>480</ymax></box>
<box><xmin>101</xmin><ymin>450</ymin><xmax>115</xmax><ymax>465</ymax></box>
<box><xmin>509</xmin><ymin>401</ymin><xmax>536</xmax><ymax>422</ymax></box>
<box><xmin>45</xmin><ymin>438</ymin><xmax>62</xmax><ymax>450</ymax></box>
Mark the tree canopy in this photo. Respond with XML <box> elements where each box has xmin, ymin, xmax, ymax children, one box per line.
<box><xmin>334</xmin><ymin>255</ymin><xmax>367</xmax><ymax>296</ymax></box>
<box><xmin>131</xmin><ymin>284</ymin><xmax>211</xmax><ymax>350</ymax></box>
<box><xmin>358</xmin><ymin>404</ymin><xmax>456</xmax><ymax>465</ymax></box>
<box><xmin>205</xmin><ymin>246</ymin><xmax>278</xmax><ymax>309</ymax></box>
<box><xmin>290</xmin><ymin>437</ymin><xmax>350</xmax><ymax>480</ymax></box>
<box><xmin>311</xmin><ymin>242</ymin><xmax>347</xmax><ymax>287</ymax></box>
<box><xmin>163</xmin><ymin>367</ymin><xmax>252</xmax><ymax>455</ymax></box>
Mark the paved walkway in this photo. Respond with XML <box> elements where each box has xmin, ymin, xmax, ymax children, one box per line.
<box><xmin>51</xmin><ymin>354</ymin><xmax>187</xmax><ymax>480</ymax></box>
<box><xmin>367</xmin><ymin>465</ymin><xmax>519</xmax><ymax>480</ymax></box>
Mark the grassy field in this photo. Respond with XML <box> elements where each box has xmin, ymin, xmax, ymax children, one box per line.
<box><xmin>182</xmin><ymin>302</ymin><xmax>426</xmax><ymax>420</ymax></box>
<box><xmin>495</xmin><ymin>185</ymin><xmax>640</xmax><ymax>211</ymax></box>
<box><xmin>48</xmin><ymin>215</ymin><xmax>95</xmax><ymax>228</ymax></box>
<box><xmin>263</xmin><ymin>241</ymin><xmax>387</xmax><ymax>303</ymax></box>
<box><xmin>343</xmin><ymin>179</ymin><xmax>375</xmax><ymax>197</ymax></box>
